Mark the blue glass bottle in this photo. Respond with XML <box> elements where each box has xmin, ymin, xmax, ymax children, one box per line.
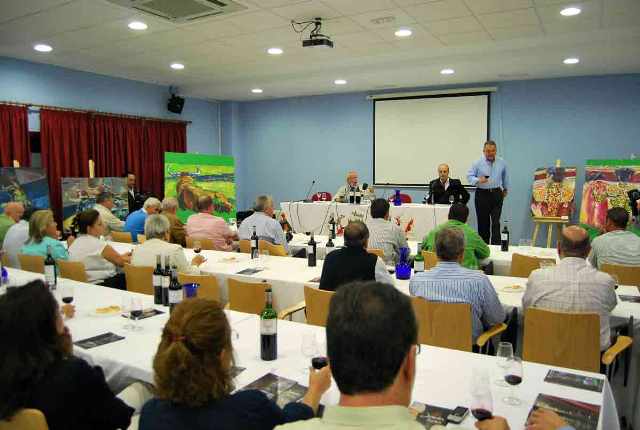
<box><xmin>395</xmin><ymin>246</ymin><xmax>411</xmax><ymax>280</ymax></box>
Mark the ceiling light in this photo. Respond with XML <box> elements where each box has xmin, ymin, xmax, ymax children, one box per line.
<box><xmin>251</xmin><ymin>88</ymin><xmax>263</xmax><ymax>94</ymax></box>
<box><xmin>267</xmin><ymin>47</ymin><xmax>283</xmax><ymax>55</ymax></box>
<box><xmin>334</xmin><ymin>79</ymin><xmax>347</xmax><ymax>85</ymax></box>
<box><xmin>560</xmin><ymin>7</ymin><xmax>581</xmax><ymax>16</ymax></box>
<box><xmin>394</xmin><ymin>28</ymin><xmax>412</xmax><ymax>38</ymax></box>
<box><xmin>128</xmin><ymin>21</ymin><xmax>148</xmax><ymax>30</ymax></box>
<box><xmin>170</xmin><ymin>63</ymin><xmax>185</xmax><ymax>70</ymax></box>
<box><xmin>563</xmin><ymin>57</ymin><xmax>580</xmax><ymax>65</ymax></box>
<box><xmin>440</xmin><ymin>68</ymin><xmax>455</xmax><ymax>75</ymax></box>
<box><xmin>33</xmin><ymin>44</ymin><xmax>52</xmax><ymax>53</ymax></box>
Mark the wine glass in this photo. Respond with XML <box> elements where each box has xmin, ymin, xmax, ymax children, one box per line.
<box><xmin>259</xmin><ymin>249</ymin><xmax>270</xmax><ymax>269</ymax></box>
<box><xmin>503</xmin><ymin>356</ymin><xmax>523</xmax><ymax>406</ymax></box>
<box><xmin>193</xmin><ymin>240</ymin><xmax>202</xmax><ymax>254</ymax></box>
<box><xmin>518</xmin><ymin>239</ymin><xmax>532</xmax><ymax>254</ymax></box>
<box><xmin>129</xmin><ymin>297</ymin><xmax>143</xmax><ymax>332</ymax></box>
<box><xmin>61</xmin><ymin>284</ymin><xmax>74</xmax><ymax>305</ymax></box>
<box><xmin>495</xmin><ymin>342</ymin><xmax>513</xmax><ymax>386</ymax></box>
<box><xmin>449</xmin><ymin>195</ymin><xmax>455</xmax><ymax>205</ymax></box>
<box><xmin>300</xmin><ymin>331</ymin><xmax>319</xmax><ymax>373</ymax></box>
<box><xmin>470</xmin><ymin>368</ymin><xmax>493</xmax><ymax>422</ymax></box>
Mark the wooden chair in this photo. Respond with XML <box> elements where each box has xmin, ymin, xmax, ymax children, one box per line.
<box><xmin>178</xmin><ymin>273</ymin><xmax>221</xmax><ymax>302</ymax></box>
<box><xmin>1</xmin><ymin>252</ymin><xmax>10</xmax><ymax>268</ymax></box>
<box><xmin>367</xmin><ymin>248</ymin><xmax>384</xmax><ymax>259</ymax></box>
<box><xmin>239</xmin><ymin>239</ymin><xmax>251</xmax><ymax>254</ymax></box>
<box><xmin>185</xmin><ymin>236</ymin><xmax>216</xmax><ymax>250</ymax></box>
<box><xmin>509</xmin><ymin>253</ymin><xmax>556</xmax><ymax>278</ymax></box>
<box><xmin>410</xmin><ymin>297</ymin><xmax>507</xmax><ymax>353</ymax></box>
<box><xmin>137</xmin><ymin>234</ymin><xmax>146</xmax><ymax>244</ymax></box>
<box><xmin>601</xmin><ymin>263</ymin><xmax>640</xmax><ymax>287</ymax></box>
<box><xmin>57</xmin><ymin>260</ymin><xmax>88</xmax><ymax>283</ymax></box>
<box><xmin>523</xmin><ymin>308</ymin><xmax>633</xmax><ymax>376</ymax></box>
<box><xmin>0</xmin><ymin>409</ymin><xmax>48</xmax><ymax>430</ymax></box>
<box><xmin>123</xmin><ymin>264</ymin><xmax>154</xmax><ymax>295</ymax></box>
<box><xmin>259</xmin><ymin>240</ymin><xmax>287</xmax><ymax>257</ymax></box>
<box><xmin>279</xmin><ymin>286</ymin><xmax>334</xmax><ymax>326</ymax></box>
<box><xmin>17</xmin><ymin>254</ymin><xmax>44</xmax><ymax>274</ymax></box>
<box><xmin>422</xmin><ymin>250</ymin><xmax>438</xmax><ymax>270</ymax></box>
<box><xmin>111</xmin><ymin>231</ymin><xmax>133</xmax><ymax>244</ymax></box>
<box><xmin>227</xmin><ymin>278</ymin><xmax>269</xmax><ymax>315</ymax></box>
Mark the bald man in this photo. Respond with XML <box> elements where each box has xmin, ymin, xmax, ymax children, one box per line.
<box><xmin>523</xmin><ymin>225</ymin><xmax>617</xmax><ymax>351</ymax></box>
<box><xmin>0</xmin><ymin>202</ymin><xmax>25</xmax><ymax>245</ymax></box>
<box><xmin>424</xmin><ymin>164</ymin><xmax>469</xmax><ymax>205</ymax></box>
<box><xmin>334</xmin><ymin>171</ymin><xmax>375</xmax><ymax>203</ymax></box>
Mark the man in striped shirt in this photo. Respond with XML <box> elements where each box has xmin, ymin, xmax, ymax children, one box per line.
<box><xmin>366</xmin><ymin>199</ymin><xmax>408</xmax><ymax>265</ymax></box>
<box><xmin>409</xmin><ymin>227</ymin><xmax>505</xmax><ymax>342</ymax></box>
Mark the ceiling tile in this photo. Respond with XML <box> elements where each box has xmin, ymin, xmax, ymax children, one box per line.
<box><xmin>321</xmin><ymin>16</ymin><xmax>367</xmax><ymax>35</ymax></box>
<box><xmin>183</xmin><ymin>18</ymin><xmax>246</xmax><ymax>39</ymax></box>
<box><xmin>403</xmin><ymin>0</ymin><xmax>472</xmax><ymax>22</ymax></box>
<box><xmin>223</xmin><ymin>10</ymin><xmax>291</xmax><ymax>32</ymax></box>
<box><xmin>349</xmin><ymin>8</ymin><xmax>417</xmax><ymax>29</ymax></box>
<box><xmin>489</xmin><ymin>25</ymin><xmax>543</xmax><ymax>40</ymax></box>
<box><xmin>423</xmin><ymin>16</ymin><xmax>483</xmax><ymax>35</ymax></box>
<box><xmin>271</xmin><ymin>1</ymin><xmax>341</xmax><ymax>21</ymax></box>
<box><xmin>0</xmin><ymin>0</ymin><xmax>72</xmax><ymax>24</ymax></box>
<box><xmin>537</xmin><ymin>1</ymin><xmax>603</xmax><ymax>33</ymax></box>
<box><xmin>437</xmin><ymin>30</ymin><xmax>492</xmax><ymax>45</ymax></box>
<box><xmin>603</xmin><ymin>0</ymin><xmax>640</xmax><ymax>27</ymax></box>
<box><xmin>320</xmin><ymin>0</ymin><xmax>398</xmax><ymax>16</ymax></box>
<box><xmin>463</xmin><ymin>0</ymin><xmax>533</xmax><ymax>15</ymax></box>
<box><xmin>242</xmin><ymin>0</ymin><xmax>308</xmax><ymax>8</ymax></box>
<box><xmin>477</xmin><ymin>8</ymin><xmax>540</xmax><ymax>30</ymax></box>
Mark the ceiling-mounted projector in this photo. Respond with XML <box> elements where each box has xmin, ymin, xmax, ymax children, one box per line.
<box><xmin>302</xmin><ymin>36</ymin><xmax>334</xmax><ymax>48</ymax></box>
<box><xmin>292</xmin><ymin>17</ymin><xmax>334</xmax><ymax>49</ymax></box>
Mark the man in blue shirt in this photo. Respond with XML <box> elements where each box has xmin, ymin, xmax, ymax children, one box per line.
<box><xmin>467</xmin><ymin>140</ymin><xmax>509</xmax><ymax>244</ymax></box>
<box><xmin>124</xmin><ymin>197</ymin><xmax>161</xmax><ymax>242</ymax></box>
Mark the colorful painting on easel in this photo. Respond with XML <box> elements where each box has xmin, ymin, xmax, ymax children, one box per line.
<box><xmin>531</xmin><ymin>166</ymin><xmax>576</xmax><ymax>218</ymax></box>
<box><xmin>0</xmin><ymin>168</ymin><xmax>50</xmax><ymax>213</ymax></box>
<box><xmin>579</xmin><ymin>160</ymin><xmax>640</xmax><ymax>229</ymax></box>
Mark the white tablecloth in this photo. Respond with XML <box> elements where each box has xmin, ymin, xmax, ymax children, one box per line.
<box><xmin>2</xmin><ymin>268</ymin><xmax>620</xmax><ymax>430</ymax></box>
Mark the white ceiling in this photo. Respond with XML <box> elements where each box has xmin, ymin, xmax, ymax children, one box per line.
<box><xmin>1</xmin><ymin>0</ymin><xmax>640</xmax><ymax>101</ymax></box>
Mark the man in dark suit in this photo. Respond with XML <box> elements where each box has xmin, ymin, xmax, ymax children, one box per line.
<box><xmin>126</xmin><ymin>172</ymin><xmax>142</xmax><ymax>212</ymax></box>
<box><xmin>424</xmin><ymin>164</ymin><xmax>470</xmax><ymax>205</ymax></box>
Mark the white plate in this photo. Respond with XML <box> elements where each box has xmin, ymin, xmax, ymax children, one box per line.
<box><xmin>501</xmin><ymin>285</ymin><xmax>524</xmax><ymax>293</ymax></box>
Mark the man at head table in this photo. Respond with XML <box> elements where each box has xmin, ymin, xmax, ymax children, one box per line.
<box><xmin>334</xmin><ymin>171</ymin><xmax>376</xmax><ymax>203</ymax></box>
<box><xmin>423</xmin><ymin>163</ymin><xmax>469</xmax><ymax>205</ymax></box>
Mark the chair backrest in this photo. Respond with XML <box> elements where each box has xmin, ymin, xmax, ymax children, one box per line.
<box><xmin>123</xmin><ymin>264</ymin><xmax>154</xmax><ymax>295</ymax></box>
<box><xmin>259</xmin><ymin>240</ymin><xmax>287</xmax><ymax>257</ymax></box>
<box><xmin>367</xmin><ymin>248</ymin><xmax>384</xmax><ymax>259</ymax></box>
<box><xmin>238</xmin><ymin>239</ymin><xmax>251</xmax><ymax>254</ymax></box>
<box><xmin>227</xmin><ymin>278</ymin><xmax>268</xmax><ymax>315</ymax></box>
<box><xmin>311</xmin><ymin>192</ymin><xmax>332</xmax><ymax>202</ymax></box>
<box><xmin>185</xmin><ymin>236</ymin><xmax>216</xmax><ymax>250</ymax></box>
<box><xmin>510</xmin><ymin>253</ymin><xmax>555</xmax><ymax>278</ymax></box>
<box><xmin>111</xmin><ymin>231</ymin><xmax>133</xmax><ymax>244</ymax></box>
<box><xmin>178</xmin><ymin>273</ymin><xmax>221</xmax><ymax>302</ymax></box>
<box><xmin>421</xmin><ymin>250</ymin><xmax>438</xmax><ymax>270</ymax></box>
<box><xmin>523</xmin><ymin>308</ymin><xmax>601</xmax><ymax>372</ymax></box>
<box><xmin>601</xmin><ymin>263</ymin><xmax>640</xmax><ymax>287</ymax></box>
<box><xmin>0</xmin><ymin>408</ymin><xmax>49</xmax><ymax>430</ymax></box>
<box><xmin>304</xmin><ymin>286</ymin><xmax>334</xmax><ymax>327</ymax></box>
<box><xmin>17</xmin><ymin>254</ymin><xmax>44</xmax><ymax>274</ymax></box>
<box><xmin>56</xmin><ymin>260</ymin><xmax>88</xmax><ymax>283</ymax></box>
<box><xmin>410</xmin><ymin>297</ymin><xmax>473</xmax><ymax>351</ymax></box>
<box><xmin>137</xmin><ymin>234</ymin><xmax>146</xmax><ymax>244</ymax></box>
<box><xmin>0</xmin><ymin>252</ymin><xmax>10</xmax><ymax>268</ymax></box>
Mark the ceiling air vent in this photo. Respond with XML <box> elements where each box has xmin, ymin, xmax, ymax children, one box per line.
<box><xmin>107</xmin><ymin>0</ymin><xmax>247</xmax><ymax>23</ymax></box>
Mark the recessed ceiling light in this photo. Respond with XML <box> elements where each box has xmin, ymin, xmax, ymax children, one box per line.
<box><xmin>33</xmin><ymin>44</ymin><xmax>52</xmax><ymax>53</ymax></box>
<box><xmin>394</xmin><ymin>28</ymin><xmax>412</xmax><ymax>38</ymax></box>
<box><xmin>128</xmin><ymin>21</ymin><xmax>148</xmax><ymax>30</ymax></box>
<box><xmin>440</xmin><ymin>68</ymin><xmax>455</xmax><ymax>75</ymax></box>
<box><xmin>267</xmin><ymin>47</ymin><xmax>283</xmax><ymax>55</ymax></box>
<box><xmin>560</xmin><ymin>7</ymin><xmax>581</xmax><ymax>16</ymax></box>
<box><xmin>251</xmin><ymin>88</ymin><xmax>263</xmax><ymax>94</ymax></box>
<box><xmin>170</xmin><ymin>63</ymin><xmax>185</xmax><ymax>70</ymax></box>
<box><xmin>563</xmin><ymin>57</ymin><xmax>580</xmax><ymax>65</ymax></box>
<box><xmin>334</xmin><ymin>79</ymin><xmax>347</xmax><ymax>85</ymax></box>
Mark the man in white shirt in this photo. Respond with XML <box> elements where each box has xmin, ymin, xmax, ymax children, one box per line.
<box><xmin>589</xmin><ymin>207</ymin><xmax>640</xmax><ymax>268</ymax></box>
<box><xmin>94</xmin><ymin>192</ymin><xmax>125</xmax><ymax>238</ymax></box>
<box><xmin>366</xmin><ymin>198</ymin><xmax>407</xmax><ymax>265</ymax></box>
<box><xmin>238</xmin><ymin>195</ymin><xmax>289</xmax><ymax>252</ymax></box>
<box><xmin>334</xmin><ymin>171</ymin><xmax>376</xmax><ymax>203</ymax></box>
<box><xmin>1</xmin><ymin>208</ymin><xmax>31</xmax><ymax>268</ymax></box>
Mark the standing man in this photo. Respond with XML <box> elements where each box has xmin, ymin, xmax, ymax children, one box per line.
<box><xmin>467</xmin><ymin>141</ymin><xmax>509</xmax><ymax>244</ymax></box>
<box><xmin>334</xmin><ymin>171</ymin><xmax>376</xmax><ymax>203</ymax></box>
<box><xmin>424</xmin><ymin>163</ymin><xmax>469</xmax><ymax>204</ymax></box>
<box><xmin>126</xmin><ymin>172</ymin><xmax>142</xmax><ymax>212</ymax></box>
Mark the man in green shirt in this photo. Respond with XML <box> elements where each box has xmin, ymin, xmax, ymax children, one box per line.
<box><xmin>422</xmin><ymin>203</ymin><xmax>489</xmax><ymax>270</ymax></box>
<box><xmin>0</xmin><ymin>202</ymin><xmax>24</xmax><ymax>246</ymax></box>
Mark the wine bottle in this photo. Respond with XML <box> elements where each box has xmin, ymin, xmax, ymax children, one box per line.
<box><xmin>414</xmin><ymin>244</ymin><xmax>424</xmax><ymax>273</ymax></box>
<box><xmin>501</xmin><ymin>222</ymin><xmax>510</xmax><ymax>252</ymax></box>
<box><xmin>44</xmin><ymin>245</ymin><xmax>57</xmax><ymax>291</ymax></box>
<box><xmin>326</xmin><ymin>236</ymin><xmax>335</xmax><ymax>255</ymax></box>
<box><xmin>250</xmin><ymin>226</ymin><xmax>259</xmax><ymax>259</ymax></box>
<box><xmin>162</xmin><ymin>254</ymin><xmax>171</xmax><ymax>306</ymax></box>
<box><xmin>307</xmin><ymin>233</ymin><xmax>317</xmax><ymax>267</ymax></box>
<box><xmin>168</xmin><ymin>264</ymin><xmax>182</xmax><ymax>313</ymax></box>
<box><xmin>260</xmin><ymin>283</ymin><xmax>277</xmax><ymax>361</ymax></box>
<box><xmin>153</xmin><ymin>254</ymin><xmax>163</xmax><ymax>305</ymax></box>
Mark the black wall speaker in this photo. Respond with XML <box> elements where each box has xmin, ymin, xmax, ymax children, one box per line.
<box><xmin>167</xmin><ymin>94</ymin><xmax>185</xmax><ymax>114</ymax></box>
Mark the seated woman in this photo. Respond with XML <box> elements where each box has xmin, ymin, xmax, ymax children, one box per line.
<box><xmin>140</xmin><ymin>298</ymin><xmax>331</xmax><ymax>430</ymax></box>
<box><xmin>131</xmin><ymin>214</ymin><xmax>205</xmax><ymax>273</ymax></box>
<box><xmin>0</xmin><ymin>280</ymin><xmax>134</xmax><ymax>430</ymax></box>
<box><xmin>20</xmin><ymin>209</ymin><xmax>69</xmax><ymax>261</ymax></box>
<box><xmin>68</xmin><ymin>209</ymin><xmax>130</xmax><ymax>289</ymax></box>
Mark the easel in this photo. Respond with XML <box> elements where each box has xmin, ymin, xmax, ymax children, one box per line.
<box><xmin>88</xmin><ymin>159</ymin><xmax>95</xmax><ymax>178</ymax></box>
<box><xmin>531</xmin><ymin>159</ymin><xmax>570</xmax><ymax>248</ymax></box>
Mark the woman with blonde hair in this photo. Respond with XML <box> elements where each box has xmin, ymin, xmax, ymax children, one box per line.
<box><xmin>20</xmin><ymin>209</ymin><xmax>69</xmax><ymax>260</ymax></box>
<box><xmin>140</xmin><ymin>298</ymin><xmax>331</xmax><ymax>430</ymax></box>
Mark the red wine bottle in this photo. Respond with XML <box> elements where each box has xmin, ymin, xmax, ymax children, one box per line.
<box><xmin>307</xmin><ymin>233</ymin><xmax>317</xmax><ymax>267</ymax></box>
<box><xmin>260</xmin><ymin>284</ymin><xmax>277</xmax><ymax>361</ymax></box>
<box><xmin>153</xmin><ymin>254</ymin><xmax>163</xmax><ymax>305</ymax></box>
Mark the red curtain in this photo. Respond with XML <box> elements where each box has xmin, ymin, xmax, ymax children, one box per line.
<box><xmin>92</xmin><ymin>115</ymin><xmax>144</xmax><ymax>178</ymax></box>
<box><xmin>0</xmin><ymin>105</ymin><xmax>30</xmax><ymax>167</ymax></box>
<box><xmin>40</xmin><ymin>109</ymin><xmax>91</xmax><ymax>222</ymax></box>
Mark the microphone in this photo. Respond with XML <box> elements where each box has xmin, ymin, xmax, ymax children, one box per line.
<box><xmin>362</xmin><ymin>183</ymin><xmax>368</xmax><ymax>191</ymax></box>
<box><xmin>302</xmin><ymin>180</ymin><xmax>316</xmax><ymax>202</ymax></box>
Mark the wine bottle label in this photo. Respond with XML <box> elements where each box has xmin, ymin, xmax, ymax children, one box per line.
<box><xmin>153</xmin><ymin>275</ymin><xmax>162</xmax><ymax>286</ymax></box>
<box><xmin>162</xmin><ymin>277</ymin><xmax>170</xmax><ymax>288</ymax></box>
<box><xmin>307</xmin><ymin>245</ymin><xmax>314</xmax><ymax>254</ymax></box>
<box><xmin>169</xmin><ymin>289</ymin><xmax>183</xmax><ymax>304</ymax></box>
<box><xmin>501</xmin><ymin>233</ymin><xmax>508</xmax><ymax>241</ymax></box>
<box><xmin>414</xmin><ymin>261</ymin><xmax>424</xmax><ymax>272</ymax></box>
<box><xmin>44</xmin><ymin>266</ymin><xmax>56</xmax><ymax>284</ymax></box>
<box><xmin>260</xmin><ymin>319</ymin><xmax>277</xmax><ymax>335</ymax></box>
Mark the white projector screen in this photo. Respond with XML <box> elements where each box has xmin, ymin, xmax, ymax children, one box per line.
<box><xmin>374</xmin><ymin>93</ymin><xmax>490</xmax><ymax>187</ymax></box>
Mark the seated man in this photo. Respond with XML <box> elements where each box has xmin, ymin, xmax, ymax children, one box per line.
<box><xmin>94</xmin><ymin>192</ymin><xmax>125</xmax><ymax>238</ymax></box>
<box><xmin>161</xmin><ymin>197</ymin><xmax>186</xmax><ymax>247</ymax></box>
<box><xmin>334</xmin><ymin>171</ymin><xmax>375</xmax><ymax>203</ymax></box>
<box><xmin>410</xmin><ymin>227</ymin><xmax>504</xmax><ymax>343</ymax></box>
<box><xmin>524</xmin><ymin>225</ymin><xmax>617</xmax><ymax>351</ymax></box>
<box><xmin>319</xmin><ymin>221</ymin><xmax>394</xmax><ymax>291</ymax></box>
<box><xmin>0</xmin><ymin>201</ymin><xmax>25</xmax><ymax>246</ymax></box>
<box><xmin>423</xmin><ymin>163</ymin><xmax>470</xmax><ymax>205</ymax></box>
<box><xmin>1</xmin><ymin>208</ymin><xmax>32</xmax><ymax>268</ymax></box>
<box><xmin>186</xmin><ymin>196</ymin><xmax>237</xmax><ymax>252</ymax></box>
<box><xmin>124</xmin><ymin>197</ymin><xmax>161</xmax><ymax>242</ymax></box>
<box><xmin>422</xmin><ymin>203</ymin><xmax>489</xmax><ymax>270</ymax></box>
<box><xmin>238</xmin><ymin>195</ymin><xmax>288</xmax><ymax>252</ymax></box>
<box><xmin>365</xmin><ymin>198</ymin><xmax>407</xmax><ymax>265</ymax></box>
<box><xmin>589</xmin><ymin>207</ymin><xmax>640</xmax><ymax>268</ymax></box>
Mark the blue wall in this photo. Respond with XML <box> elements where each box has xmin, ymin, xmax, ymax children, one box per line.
<box><xmin>0</xmin><ymin>57</ymin><xmax>221</xmax><ymax>155</ymax></box>
<box><xmin>228</xmin><ymin>74</ymin><xmax>640</xmax><ymax>244</ymax></box>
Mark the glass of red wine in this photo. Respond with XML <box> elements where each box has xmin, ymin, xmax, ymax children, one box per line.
<box><xmin>503</xmin><ymin>356</ymin><xmax>523</xmax><ymax>406</ymax></box>
<box><xmin>471</xmin><ymin>368</ymin><xmax>493</xmax><ymax>422</ymax></box>
<box><xmin>193</xmin><ymin>240</ymin><xmax>202</xmax><ymax>254</ymax></box>
<box><xmin>129</xmin><ymin>297</ymin><xmax>143</xmax><ymax>332</ymax></box>
<box><xmin>61</xmin><ymin>284</ymin><xmax>74</xmax><ymax>305</ymax></box>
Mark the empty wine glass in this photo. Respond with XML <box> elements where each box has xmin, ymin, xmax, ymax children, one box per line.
<box><xmin>503</xmin><ymin>356</ymin><xmax>523</xmax><ymax>406</ymax></box>
<box><xmin>495</xmin><ymin>342</ymin><xmax>513</xmax><ymax>386</ymax></box>
<box><xmin>518</xmin><ymin>239</ymin><xmax>532</xmax><ymax>254</ymax></box>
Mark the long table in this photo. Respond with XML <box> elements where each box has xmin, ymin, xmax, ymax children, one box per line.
<box><xmin>3</xmin><ymin>268</ymin><xmax>621</xmax><ymax>430</ymax></box>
